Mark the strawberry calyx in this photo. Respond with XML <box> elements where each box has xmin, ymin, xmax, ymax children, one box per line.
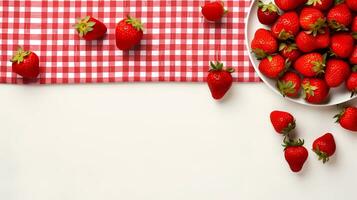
<box><xmin>252</xmin><ymin>48</ymin><xmax>270</xmax><ymax>60</ymax></box>
<box><xmin>353</xmin><ymin>32</ymin><xmax>357</xmax><ymax>40</ymax></box>
<box><xmin>282</xmin><ymin>121</ymin><xmax>296</xmax><ymax>136</ymax></box>
<box><xmin>278</xmin><ymin>29</ymin><xmax>294</xmax><ymax>41</ymax></box>
<box><xmin>302</xmin><ymin>81</ymin><xmax>318</xmax><ymax>98</ymax></box>
<box><xmin>307</xmin><ymin>18</ymin><xmax>327</xmax><ymax>36</ymax></box>
<box><xmin>334</xmin><ymin>0</ymin><xmax>345</xmax><ymax>5</ymax></box>
<box><xmin>328</xmin><ymin>20</ymin><xmax>349</xmax><ymax>32</ymax></box>
<box><xmin>10</xmin><ymin>47</ymin><xmax>31</xmax><ymax>64</ymax></box>
<box><xmin>313</xmin><ymin>147</ymin><xmax>330</xmax><ymax>163</ymax></box>
<box><xmin>74</xmin><ymin>16</ymin><xmax>96</xmax><ymax>38</ymax></box>
<box><xmin>312</xmin><ymin>53</ymin><xmax>326</xmax><ymax>75</ymax></box>
<box><xmin>334</xmin><ymin>107</ymin><xmax>346</xmax><ymax>123</ymax></box>
<box><xmin>258</xmin><ymin>0</ymin><xmax>279</xmax><ymax>13</ymax></box>
<box><xmin>209</xmin><ymin>61</ymin><xmax>234</xmax><ymax>73</ymax></box>
<box><xmin>306</xmin><ymin>0</ymin><xmax>323</xmax><ymax>6</ymax></box>
<box><xmin>126</xmin><ymin>15</ymin><xmax>144</xmax><ymax>31</ymax></box>
<box><xmin>277</xmin><ymin>80</ymin><xmax>297</xmax><ymax>97</ymax></box>
<box><xmin>282</xmin><ymin>137</ymin><xmax>304</xmax><ymax>150</ymax></box>
<box><xmin>279</xmin><ymin>43</ymin><xmax>297</xmax><ymax>53</ymax></box>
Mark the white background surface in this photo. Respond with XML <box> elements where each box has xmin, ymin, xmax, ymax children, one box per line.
<box><xmin>0</xmin><ymin>83</ymin><xmax>357</xmax><ymax>200</ymax></box>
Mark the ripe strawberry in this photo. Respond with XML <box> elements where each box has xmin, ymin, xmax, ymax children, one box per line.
<box><xmin>353</xmin><ymin>16</ymin><xmax>357</xmax><ymax>33</ymax></box>
<box><xmin>251</xmin><ymin>29</ymin><xmax>278</xmax><ymax>59</ymax></box>
<box><xmin>350</xmin><ymin>46</ymin><xmax>357</xmax><ymax>64</ymax></box>
<box><xmin>306</xmin><ymin>0</ymin><xmax>333</xmax><ymax>11</ymax></box>
<box><xmin>207</xmin><ymin>61</ymin><xmax>234</xmax><ymax>100</ymax></box>
<box><xmin>201</xmin><ymin>1</ymin><xmax>228</xmax><ymax>22</ymax></box>
<box><xmin>296</xmin><ymin>29</ymin><xmax>330</xmax><ymax>53</ymax></box>
<box><xmin>299</xmin><ymin>7</ymin><xmax>326</xmax><ymax>36</ymax></box>
<box><xmin>330</xmin><ymin>33</ymin><xmax>354</xmax><ymax>59</ymax></box>
<box><xmin>74</xmin><ymin>16</ymin><xmax>107</xmax><ymax>41</ymax></box>
<box><xmin>325</xmin><ymin>59</ymin><xmax>351</xmax><ymax>88</ymax></box>
<box><xmin>302</xmin><ymin>78</ymin><xmax>330</xmax><ymax>104</ymax></box>
<box><xmin>346</xmin><ymin>0</ymin><xmax>357</xmax><ymax>12</ymax></box>
<box><xmin>10</xmin><ymin>47</ymin><xmax>40</xmax><ymax>79</ymax></box>
<box><xmin>327</xmin><ymin>3</ymin><xmax>352</xmax><ymax>31</ymax></box>
<box><xmin>115</xmin><ymin>16</ymin><xmax>144</xmax><ymax>51</ymax></box>
<box><xmin>271</xmin><ymin>12</ymin><xmax>300</xmax><ymax>40</ymax></box>
<box><xmin>312</xmin><ymin>133</ymin><xmax>336</xmax><ymax>163</ymax></box>
<box><xmin>258</xmin><ymin>55</ymin><xmax>288</xmax><ymax>79</ymax></box>
<box><xmin>274</xmin><ymin>0</ymin><xmax>307</xmax><ymax>11</ymax></box>
<box><xmin>294</xmin><ymin>53</ymin><xmax>326</xmax><ymax>77</ymax></box>
<box><xmin>283</xmin><ymin>138</ymin><xmax>308</xmax><ymax>173</ymax></box>
<box><xmin>346</xmin><ymin>71</ymin><xmax>357</xmax><ymax>97</ymax></box>
<box><xmin>257</xmin><ymin>1</ymin><xmax>280</xmax><ymax>25</ymax></box>
<box><xmin>279</xmin><ymin>43</ymin><xmax>301</xmax><ymax>62</ymax></box>
<box><xmin>270</xmin><ymin>110</ymin><xmax>296</xmax><ymax>134</ymax></box>
<box><xmin>334</xmin><ymin>106</ymin><xmax>357</xmax><ymax>132</ymax></box>
<box><xmin>277</xmin><ymin>71</ymin><xmax>301</xmax><ymax>97</ymax></box>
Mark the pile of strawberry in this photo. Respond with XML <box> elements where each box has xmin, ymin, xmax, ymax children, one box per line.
<box><xmin>252</xmin><ymin>0</ymin><xmax>357</xmax><ymax>104</ymax></box>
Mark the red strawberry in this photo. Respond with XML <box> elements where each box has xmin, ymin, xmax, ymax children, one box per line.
<box><xmin>334</xmin><ymin>106</ymin><xmax>357</xmax><ymax>132</ymax></box>
<box><xmin>259</xmin><ymin>55</ymin><xmax>288</xmax><ymax>79</ymax></box>
<box><xmin>274</xmin><ymin>0</ymin><xmax>307</xmax><ymax>11</ymax></box>
<box><xmin>294</xmin><ymin>53</ymin><xmax>326</xmax><ymax>77</ymax></box>
<box><xmin>346</xmin><ymin>0</ymin><xmax>357</xmax><ymax>12</ymax></box>
<box><xmin>207</xmin><ymin>61</ymin><xmax>234</xmax><ymax>100</ymax></box>
<box><xmin>74</xmin><ymin>16</ymin><xmax>107</xmax><ymax>41</ymax></box>
<box><xmin>277</xmin><ymin>71</ymin><xmax>301</xmax><ymax>97</ymax></box>
<box><xmin>302</xmin><ymin>78</ymin><xmax>330</xmax><ymax>104</ymax></box>
<box><xmin>296</xmin><ymin>29</ymin><xmax>330</xmax><ymax>53</ymax></box>
<box><xmin>353</xmin><ymin>17</ymin><xmax>357</xmax><ymax>40</ymax></box>
<box><xmin>271</xmin><ymin>12</ymin><xmax>300</xmax><ymax>40</ymax></box>
<box><xmin>201</xmin><ymin>1</ymin><xmax>228</xmax><ymax>22</ymax></box>
<box><xmin>251</xmin><ymin>29</ymin><xmax>278</xmax><ymax>59</ymax></box>
<box><xmin>299</xmin><ymin>7</ymin><xmax>326</xmax><ymax>36</ymax></box>
<box><xmin>330</xmin><ymin>33</ymin><xmax>354</xmax><ymax>59</ymax></box>
<box><xmin>270</xmin><ymin>110</ymin><xmax>296</xmax><ymax>134</ymax></box>
<box><xmin>257</xmin><ymin>1</ymin><xmax>280</xmax><ymax>25</ymax></box>
<box><xmin>346</xmin><ymin>71</ymin><xmax>357</xmax><ymax>97</ymax></box>
<box><xmin>306</xmin><ymin>0</ymin><xmax>333</xmax><ymax>11</ymax></box>
<box><xmin>327</xmin><ymin>3</ymin><xmax>352</xmax><ymax>31</ymax></box>
<box><xmin>283</xmin><ymin>138</ymin><xmax>308</xmax><ymax>173</ymax></box>
<box><xmin>325</xmin><ymin>59</ymin><xmax>351</xmax><ymax>87</ymax></box>
<box><xmin>115</xmin><ymin>16</ymin><xmax>144</xmax><ymax>51</ymax></box>
<box><xmin>279</xmin><ymin>43</ymin><xmax>301</xmax><ymax>62</ymax></box>
<box><xmin>312</xmin><ymin>133</ymin><xmax>336</xmax><ymax>163</ymax></box>
<box><xmin>350</xmin><ymin>46</ymin><xmax>357</xmax><ymax>64</ymax></box>
<box><xmin>10</xmin><ymin>47</ymin><xmax>40</xmax><ymax>79</ymax></box>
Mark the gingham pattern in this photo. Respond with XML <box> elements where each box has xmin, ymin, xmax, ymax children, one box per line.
<box><xmin>0</xmin><ymin>0</ymin><xmax>258</xmax><ymax>84</ymax></box>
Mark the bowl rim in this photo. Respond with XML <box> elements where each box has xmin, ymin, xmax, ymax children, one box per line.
<box><xmin>244</xmin><ymin>0</ymin><xmax>357</xmax><ymax>107</ymax></box>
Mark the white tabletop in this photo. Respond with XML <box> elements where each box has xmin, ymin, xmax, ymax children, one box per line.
<box><xmin>0</xmin><ymin>83</ymin><xmax>357</xmax><ymax>200</ymax></box>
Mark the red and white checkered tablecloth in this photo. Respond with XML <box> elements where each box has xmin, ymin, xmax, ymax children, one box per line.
<box><xmin>0</xmin><ymin>0</ymin><xmax>258</xmax><ymax>84</ymax></box>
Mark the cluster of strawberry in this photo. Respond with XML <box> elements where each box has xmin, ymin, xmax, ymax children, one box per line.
<box><xmin>252</xmin><ymin>0</ymin><xmax>357</xmax><ymax>104</ymax></box>
<box><xmin>270</xmin><ymin>105</ymin><xmax>357</xmax><ymax>173</ymax></box>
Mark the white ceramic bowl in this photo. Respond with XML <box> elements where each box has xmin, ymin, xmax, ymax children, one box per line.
<box><xmin>245</xmin><ymin>0</ymin><xmax>357</xmax><ymax>106</ymax></box>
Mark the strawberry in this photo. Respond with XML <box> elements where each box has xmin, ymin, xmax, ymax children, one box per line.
<box><xmin>346</xmin><ymin>71</ymin><xmax>357</xmax><ymax>97</ymax></box>
<box><xmin>207</xmin><ymin>61</ymin><xmax>234</xmax><ymax>100</ymax></box>
<box><xmin>330</xmin><ymin>33</ymin><xmax>354</xmax><ymax>59</ymax></box>
<box><xmin>295</xmin><ymin>29</ymin><xmax>330</xmax><ymax>53</ymax></box>
<box><xmin>294</xmin><ymin>53</ymin><xmax>326</xmax><ymax>77</ymax></box>
<box><xmin>115</xmin><ymin>16</ymin><xmax>144</xmax><ymax>51</ymax></box>
<box><xmin>325</xmin><ymin>59</ymin><xmax>351</xmax><ymax>87</ymax></box>
<box><xmin>306</xmin><ymin>0</ymin><xmax>333</xmax><ymax>11</ymax></box>
<box><xmin>334</xmin><ymin>106</ymin><xmax>357</xmax><ymax>132</ymax></box>
<box><xmin>302</xmin><ymin>78</ymin><xmax>330</xmax><ymax>104</ymax></box>
<box><xmin>350</xmin><ymin>46</ymin><xmax>357</xmax><ymax>64</ymax></box>
<box><xmin>299</xmin><ymin>7</ymin><xmax>326</xmax><ymax>36</ymax></box>
<box><xmin>353</xmin><ymin>17</ymin><xmax>357</xmax><ymax>40</ymax></box>
<box><xmin>312</xmin><ymin>133</ymin><xmax>336</xmax><ymax>163</ymax></box>
<box><xmin>251</xmin><ymin>29</ymin><xmax>278</xmax><ymax>59</ymax></box>
<box><xmin>283</xmin><ymin>138</ymin><xmax>308</xmax><ymax>173</ymax></box>
<box><xmin>346</xmin><ymin>0</ymin><xmax>357</xmax><ymax>12</ymax></box>
<box><xmin>258</xmin><ymin>55</ymin><xmax>288</xmax><ymax>79</ymax></box>
<box><xmin>10</xmin><ymin>47</ymin><xmax>40</xmax><ymax>79</ymax></box>
<box><xmin>279</xmin><ymin>43</ymin><xmax>301</xmax><ymax>62</ymax></box>
<box><xmin>327</xmin><ymin>3</ymin><xmax>352</xmax><ymax>31</ymax></box>
<box><xmin>274</xmin><ymin>0</ymin><xmax>307</xmax><ymax>11</ymax></box>
<box><xmin>271</xmin><ymin>12</ymin><xmax>300</xmax><ymax>40</ymax></box>
<box><xmin>201</xmin><ymin>1</ymin><xmax>228</xmax><ymax>22</ymax></box>
<box><xmin>74</xmin><ymin>16</ymin><xmax>107</xmax><ymax>41</ymax></box>
<box><xmin>257</xmin><ymin>1</ymin><xmax>280</xmax><ymax>25</ymax></box>
<box><xmin>277</xmin><ymin>71</ymin><xmax>302</xmax><ymax>97</ymax></box>
<box><xmin>270</xmin><ymin>110</ymin><xmax>296</xmax><ymax>134</ymax></box>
